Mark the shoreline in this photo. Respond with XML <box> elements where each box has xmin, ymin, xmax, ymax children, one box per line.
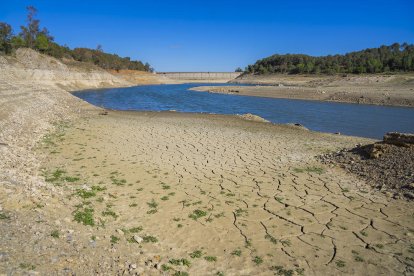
<box><xmin>190</xmin><ymin>85</ymin><xmax>414</xmax><ymax>107</ymax></box>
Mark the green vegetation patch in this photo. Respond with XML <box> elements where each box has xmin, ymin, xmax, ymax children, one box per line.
<box><xmin>189</xmin><ymin>209</ymin><xmax>207</xmax><ymax>220</ymax></box>
<box><xmin>252</xmin><ymin>256</ymin><xmax>263</xmax><ymax>265</ymax></box>
<box><xmin>270</xmin><ymin>265</ymin><xmax>295</xmax><ymax>276</ymax></box>
<box><xmin>293</xmin><ymin>166</ymin><xmax>325</xmax><ymax>174</ymax></box>
<box><xmin>231</xmin><ymin>249</ymin><xmax>242</xmax><ymax>256</ymax></box>
<box><xmin>143</xmin><ymin>235</ymin><xmax>158</xmax><ymax>243</ymax></box>
<box><xmin>189</xmin><ymin>250</ymin><xmax>203</xmax><ymax>258</ymax></box>
<box><xmin>169</xmin><ymin>258</ymin><xmax>191</xmax><ymax>267</ymax></box>
<box><xmin>74</xmin><ymin>208</ymin><xmax>95</xmax><ymax>226</ymax></box>
<box><xmin>204</xmin><ymin>256</ymin><xmax>217</xmax><ymax>262</ymax></box>
<box><xmin>50</xmin><ymin>230</ymin><xmax>60</xmax><ymax>238</ymax></box>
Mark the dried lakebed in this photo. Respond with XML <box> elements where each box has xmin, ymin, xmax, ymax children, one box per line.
<box><xmin>2</xmin><ymin>111</ymin><xmax>412</xmax><ymax>275</ymax></box>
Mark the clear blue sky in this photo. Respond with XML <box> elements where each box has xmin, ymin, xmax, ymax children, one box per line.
<box><xmin>1</xmin><ymin>0</ymin><xmax>413</xmax><ymax>72</ymax></box>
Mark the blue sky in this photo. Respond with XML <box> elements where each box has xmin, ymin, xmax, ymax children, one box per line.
<box><xmin>1</xmin><ymin>0</ymin><xmax>413</xmax><ymax>71</ymax></box>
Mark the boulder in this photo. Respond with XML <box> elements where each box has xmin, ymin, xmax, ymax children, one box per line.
<box><xmin>383</xmin><ymin>132</ymin><xmax>414</xmax><ymax>147</ymax></box>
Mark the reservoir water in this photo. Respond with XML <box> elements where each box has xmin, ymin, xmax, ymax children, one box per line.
<box><xmin>73</xmin><ymin>83</ymin><xmax>414</xmax><ymax>139</ymax></box>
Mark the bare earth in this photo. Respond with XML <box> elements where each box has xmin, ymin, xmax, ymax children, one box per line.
<box><xmin>190</xmin><ymin>74</ymin><xmax>414</xmax><ymax>107</ymax></box>
<box><xmin>1</xmin><ymin>50</ymin><xmax>414</xmax><ymax>275</ymax></box>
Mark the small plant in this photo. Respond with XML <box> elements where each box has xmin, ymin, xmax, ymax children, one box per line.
<box><xmin>214</xmin><ymin>212</ymin><xmax>225</xmax><ymax>218</ymax></box>
<box><xmin>161</xmin><ymin>264</ymin><xmax>172</xmax><ymax>271</ymax></box>
<box><xmin>173</xmin><ymin>272</ymin><xmax>189</xmax><ymax>276</ymax></box>
<box><xmin>147</xmin><ymin>199</ymin><xmax>158</xmax><ymax>209</ymax></box>
<box><xmin>91</xmin><ymin>185</ymin><xmax>106</xmax><ymax>192</ymax></box>
<box><xmin>110</xmin><ymin>235</ymin><xmax>120</xmax><ymax>244</ymax></box>
<box><xmin>129</xmin><ymin>226</ymin><xmax>143</xmax><ymax>233</ymax></box>
<box><xmin>189</xmin><ymin>209</ymin><xmax>207</xmax><ymax>220</ymax></box>
<box><xmin>336</xmin><ymin>260</ymin><xmax>346</xmax><ymax>267</ymax></box>
<box><xmin>19</xmin><ymin>263</ymin><xmax>36</xmax><ymax>270</ymax></box>
<box><xmin>280</xmin><ymin>239</ymin><xmax>291</xmax><ymax>247</ymax></box>
<box><xmin>147</xmin><ymin>209</ymin><xmax>158</xmax><ymax>214</ymax></box>
<box><xmin>177</xmin><ymin>224</ymin><xmax>183</xmax><ymax>228</ymax></box>
<box><xmin>63</xmin><ymin>176</ymin><xmax>80</xmax><ymax>182</ymax></box>
<box><xmin>360</xmin><ymin>231</ymin><xmax>368</xmax><ymax>237</ymax></box>
<box><xmin>231</xmin><ymin>249</ymin><xmax>242</xmax><ymax>256</ymax></box>
<box><xmin>235</xmin><ymin>208</ymin><xmax>248</xmax><ymax>217</ymax></box>
<box><xmin>110</xmin><ymin>176</ymin><xmax>127</xmax><ymax>186</ymax></box>
<box><xmin>204</xmin><ymin>256</ymin><xmax>217</xmax><ymax>262</ymax></box>
<box><xmin>161</xmin><ymin>196</ymin><xmax>169</xmax><ymax>201</ymax></box>
<box><xmin>162</xmin><ymin>184</ymin><xmax>171</xmax><ymax>190</ymax></box>
<box><xmin>74</xmin><ymin>208</ymin><xmax>95</xmax><ymax>226</ymax></box>
<box><xmin>129</xmin><ymin>203</ymin><xmax>138</xmax><ymax>207</ymax></box>
<box><xmin>253</xmin><ymin>256</ymin><xmax>263</xmax><ymax>265</ymax></box>
<box><xmin>143</xmin><ymin>235</ymin><xmax>158</xmax><ymax>243</ymax></box>
<box><xmin>355</xmin><ymin>256</ymin><xmax>364</xmax><ymax>262</ymax></box>
<box><xmin>102</xmin><ymin>209</ymin><xmax>118</xmax><ymax>219</ymax></box>
<box><xmin>270</xmin><ymin>265</ymin><xmax>294</xmax><ymax>276</ymax></box>
<box><xmin>189</xmin><ymin>250</ymin><xmax>203</xmax><ymax>258</ymax></box>
<box><xmin>0</xmin><ymin>212</ymin><xmax>10</xmax><ymax>220</ymax></box>
<box><xmin>275</xmin><ymin>197</ymin><xmax>284</xmax><ymax>203</ymax></box>
<box><xmin>50</xmin><ymin>230</ymin><xmax>60</xmax><ymax>238</ymax></box>
<box><xmin>265</xmin><ymin>234</ymin><xmax>278</xmax><ymax>244</ymax></box>
<box><xmin>76</xmin><ymin>189</ymin><xmax>96</xmax><ymax>199</ymax></box>
<box><xmin>169</xmin><ymin>258</ymin><xmax>191</xmax><ymax>267</ymax></box>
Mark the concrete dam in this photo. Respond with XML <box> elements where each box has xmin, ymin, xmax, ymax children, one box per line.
<box><xmin>156</xmin><ymin>72</ymin><xmax>242</xmax><ymax>81</ymax></box>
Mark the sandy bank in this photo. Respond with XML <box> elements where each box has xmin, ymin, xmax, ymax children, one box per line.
<box><xmin>194</xmin><ymin>73</ymin><xmax>414</xmax><ymax>107</ymax></box>
<box><xmin>190</xmin><ymin>83</ymin><xmax>414</xmax><ymax>107</ymax></box>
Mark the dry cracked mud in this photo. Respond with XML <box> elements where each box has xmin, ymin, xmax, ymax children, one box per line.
<box><xmin>2</xmin><ymin>111</ymin><xmax>413</xmax><ymax>275</ymax></box>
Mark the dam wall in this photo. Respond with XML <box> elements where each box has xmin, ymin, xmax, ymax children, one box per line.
<box><xmin>156</xmin><ymin>72</ymin><xmax>242</xmax><ymax>81</ymax></box>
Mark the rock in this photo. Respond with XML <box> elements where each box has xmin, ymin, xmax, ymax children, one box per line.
<box><xmin>237</xmin><ymin>113</ymin><xmax>269</xmax><ymax>123</ymax></box>
<box><xmin>0</xmin><ymin>252</ymin><xmax>9</xmax><ymax>261</ymax></box>
<box><xmin>383</xmin><ymin>132</ymin><xmax>414</xmax><ymax>146</ymax></box>
<box><xmin>130</xmin><ymin>264</ymin><xmax>137</xmax><ymax>269</ymax></box>
<box><xmin>99</xmin><ymin>110</ymin><xmax>109</xmax><ymax>115</ymax></box>
<box><xmin>404</xmin><ymin>192</ymin><xmax>414</xmax><ymax>200</ymax></box>
<box><xmin>116</xmin><ymin>229</ymin><xmax>124</xmax><ymax>235</ymax></box>
<box><xmin>133</xmin><ymin>235</ymin><xmax>143</xmax><ymax>243</ymax></box>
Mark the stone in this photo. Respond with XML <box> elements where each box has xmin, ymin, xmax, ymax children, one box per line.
<box><xmin>383</xmin><ymin>132</ymin><xmax>414</xmax><ymax>146</ymax></box>
<box><xmin>116</xmin><ymin>229</ymin><xmax>124</xmax><ymax>235</ymax></box>
<box><xmin>133</xmin><ymin>235</ymin><xmax>143</xmax><ymax>243</ymax></box>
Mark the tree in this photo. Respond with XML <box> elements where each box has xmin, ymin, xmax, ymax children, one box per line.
<box><xmin>0</xmin><ymin>22</ymin><xmax>13</xmax><ymax>54</ymax></box>
<box><xmin>235</xmin><ymin>67</ymin><xmax>243</xmax><ymax>72</ymax></box>
<box><xmin>35</xmin><ymin>33</ymin><xmax>49</xmax><ymax>52</ymax></box>
<box><xmin>20</xmin><ymin>6</ymin><xmax>40</xmax><ymax>48</ymax></box>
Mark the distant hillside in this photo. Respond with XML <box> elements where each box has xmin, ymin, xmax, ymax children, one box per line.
<box><xmin>245</xmin><ymin>43</ymin><xmax>414</xmax><ymax>75</ymax></box>
<box><xmin>0</xmin><ymin>6</ymin><xmax>152</xmax><ymax>72</ymax></box>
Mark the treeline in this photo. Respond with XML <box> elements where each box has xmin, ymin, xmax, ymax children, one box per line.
<box><xmin>0</xmin><ymin>6</ymin><xmax>152</xmax><ymax>72</ymax></box>
<box><xmin>245</xmin><ymin>43</ymin><xmax>414</xmax><ymax>75</ymax></box>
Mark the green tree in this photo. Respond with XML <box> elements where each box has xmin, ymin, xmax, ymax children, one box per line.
<box><xmin>0</xmin><ymin>22</ymin><xmax>13</xmax><ymax>54</ymax></box>
<box><xmin>20</xmin><ymin>6</ymin><xmax>40</xmax><ymax>48</ymax></box>
<box><xmin>235</xmin><ymin>67</ymin><xmax>243</xmax><ymax>72</ymax></box>
<box><xmin>35</xmin><ymin>33</ymin><xmax>49</xmax><ymax>52</ymax></box>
